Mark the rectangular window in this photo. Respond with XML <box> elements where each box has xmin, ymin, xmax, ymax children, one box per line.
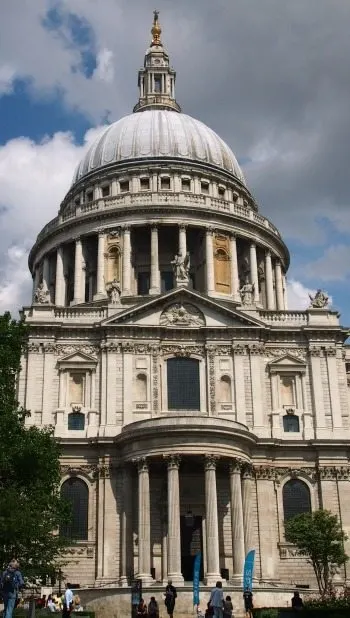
<box><xmin>137</xmin><ymin>272</ymin><xmax>150</xmax><ymax>295</ymax></box>
<box><xmin>201</xmin><ymin>182</ymin><xmax>209</xmax><ymax>194</ymax></box>
<box><xmin>86</xmin><ymin>191</ymin><xmax>93</xmax><ymax>203</ymax></box>
<box><xmin>102</xmin><ymin>185</ymin><xmax>110</xmax><ymax>197</ymax></box>
<box><xmin>69</xmin><ymin>373</ymin><xmax>85</xmax><ymax>405</ymax></box>
<box><xmin>280</xmin><ymin>375</ymin><xmax>295</xmax><ymax>407</ymax></box>
<box><xmin>140</xmin><ymin>178</ymin><xmax>150</xmax><ymax>191</ymax></box>
<box><xmin>218</xmin><ymin>186</ymin><xmax>226</xmax><ymax>197</ymax></box>
<box><xmin>74</xmin><ymin>196</ymin><xmax>80</xmax><ymax>206</ymax></box>
<box><xmin>161</xmin><ymin>271</ymin><xmax>174</xmax><ymax>292</ymax></box>
<box><xmin>154</xmin><ymin>74</ymin><xmax>162</xmax><ymax>92</ymax></box>
<box><xmin>120</xmin><ymin>180</ymin><xmax>129</xmax><ymax>192</ymax></box>
<box><xmin>167</xmin><ymin>358</ymin><xmax>200</xmax><ymax>411</ymax></box>
<box><xmin>182</xmin><ymin>178</ymin><xmax>191</xmax><ymax>192</ymax></box>
<box><xmin>161</xmin><ymin>177</ymin><xmax>171</xmax><ymax>190</ymax></box>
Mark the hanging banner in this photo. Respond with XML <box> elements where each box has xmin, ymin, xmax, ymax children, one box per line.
<box><xmin>193</xmin><ymin>552</ymin><xmax>201</xmax><ymax>606</ymax></box>
<box><xmin>243</xmin><ymin>549</ymin><xmax>255</xmax><ymax>590</ymax></box>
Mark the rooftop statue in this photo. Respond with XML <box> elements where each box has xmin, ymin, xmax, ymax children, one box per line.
<box><xmin>240</xmin><ymin>278</ymin><xmax>255</xmax><ymax>306</ymax></box>
<box><xmin>34</xmin><ymin>281</ymin><xmax>50</xmax><ymax>304</ymax></box>
<box><xmin>171</xmin><ymin>252</ymin><xmax>190</xmax><ymax>282</ymax></box>
<box><xmin>308</xmin><ymin>289</ymin><xmax>329</xmax><ymax>309</ymax></box>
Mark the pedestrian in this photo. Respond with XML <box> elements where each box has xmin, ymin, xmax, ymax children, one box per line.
<box><xmin>291</xmin><ymin>591</ymin><xmax>303</xmax><ymax>611</ymax></box>
<box><xmin>164</xmin><ymin>579</ymin><xmax>177</xmax><ymax>618</ymax></box>
<box><xmin>243</xmin><ymin>587</ymin><xmax>253</xmax><ymax>618</ymax></box>
<box><xmin>209</xmin><ymin>581</ymin><xmax>224</xmax><ymax>618</ymax></box>
<box><xmin>62</xmin><ymin>582</ymin><xmax>74</xmax><ymax>618</ymax></box>
<box><xmin>148</xmin><ymin>596</ymin><xmax>159</xmax><ymax>618</ymax></box>
<box><xmin>223</xmin><ymin>595</ymin><xmax>234</xmax><ymax>618</ymax></box>
<box><xmin>137</xmin><ymin>598</ymin><xmax>148</xmax><ymax>618</ymax></box>
<box><xmin>0</xmin><ymin>559</ymin><xmax>24</xmax><ymax>618</ymax></box>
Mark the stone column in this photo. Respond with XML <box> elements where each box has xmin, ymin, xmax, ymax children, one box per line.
<box><xmin>122</xmin><ymin>226</ymin><xmax>131</xmax><ymax>296</ymax></box>
<box><xmin>242</xmin><ymin>465</ymin><xmax>255</xmax><ymax>555</ymax></box>
<box><xmin>149</xmin><ymin>224</ymin><xmax>160</xmax><ymax>295</ymax></box>
<box><xmin>120</xmin><ymin>465</ymin><xmax>133</xmax><ymax>586</ymax></box>
<box><xmin>55</xmin><ymin>246</ymin><xmax>65</xmax><ymax>306</ymax></box>
<box><xmin>72</xmin><ymin>237</ymin><xmax>84</xmax><ymax>304</ymax></box>
<box><xmin>204</xmin><ymin>455</ymin><xmax>222</xmax><ymax>585</ymax></box>
<box><xmin>94</xmin><ymin>231</ymin><xmax>106</xmax><ymax>300</ymax></box>
<box><xmin>179</xmin><ymin>224</ymin><xmax>187</xmax><ymax>257</ymax></box>
<box><xmin>135</xmin><ymin>458</ymin><xmax>153</xmax><ymax>585</ymax></box>
<box><xmin>166</xmin><ymin>455</ymin><xmax>184</xmax><ymax>585</ymax></box>
<box><xmin>229</xmin><ymin>459</ymin><xmax>245</xmax><ymax>581</ymax></box>
<box><xmin>206</xmin><ymin>228</ymin><xmax>215</xmax><ymax>294</ymax></box>
<box><xmin>230</xmin><ymin>234</ymin><xmax>240</xmax><ymax>301</ymax></box>
<box><xmin>275</xmin><ymin>261</ymin><xmax>284</xmax><ymax>310</ymax></box>
<box><xmin>32</xmin><ymin>266</ymin><xmax>40</xmax><ymax>302</ymax></box>
<box><xmin>265</xmin><ymin>251</ymin><xmax>275</xmax><ymax>310</ymax></box>
<box><xmin>249</xmin><ymin>243</ymin><xmax>259</xmax><ymax>302</ymax></box>
<box><xmin>42</xmin><ymin>256</ymin><xmax>50</xmax><ymax>294</ymax></box>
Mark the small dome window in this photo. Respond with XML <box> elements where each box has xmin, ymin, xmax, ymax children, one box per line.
<box><xmin>102</xmin><ymin>185</ymin><xmax>110</xmax><ymax>198</ymax></box>
<box><xmin>181</xmin><ymin>178</ymin><xmax>191</xmax><ymax>192</ymax></box>
<box><xmin>201</xmin><ymin>181</ymin><xmax>209</xmax><ymax>195</ymax></box>
<box><xmin>140</xmin><ymin>177</ymin><xmax>150</xmax><ymax>191</ymax></box>
<box><xmin>85</xmin><ymin>190</ymin><xmax>93</xmax><ymax>203</ymax></box>
<box><xmin>120</xmin><ymin>180</ymin><xmax>130</xmax><ymax>193</ymax></box>
<box><xmin>160</xmin><ymin>176</ymin><xmax>171</xmax><ymax>190</ymax></box>
<box><xmin>218</xmin><ymin>185</ymin><xmax>226</xmax><ymax>197</ymax></box>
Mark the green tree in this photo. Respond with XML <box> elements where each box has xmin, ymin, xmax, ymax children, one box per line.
<box><xmin>285</xmin><ymin>509</ymin><xmax>348</xmax><ymax>596</ymax></box>
<box><xmin>0</xmin><ymin>312</ymin><xmax>70</xmax><ymax>579</ymax></box>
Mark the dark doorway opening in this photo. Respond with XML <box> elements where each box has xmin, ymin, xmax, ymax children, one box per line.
<box><xmin>180</xmin><ymin>515</ymin><xmax>204</xmax><ymax>582</ymax></box>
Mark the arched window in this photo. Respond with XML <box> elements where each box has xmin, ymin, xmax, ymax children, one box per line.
<box><xmin>107</xmin><ymin>246</ymin><xmax>120</xmax><ymax>283</ymax></box>
<box><xmin>167</xmin><ymin>357</ymin><xmax>200</xmax><ymax>411</ymax></box>
<box><xmin>283</xmin><ymin>479</ymin><xmax>311</xmax><ymax>521</ymax></box>
<box><xmin>68</xmin><ymin>411</ymin><xmax>85</xmax><ymax>431</ymax></box>
<box><xmin>283</xmin><ymin>414</ymin><xmax>299</xmax><ymax>433</ymax></box>
<box><xmin>219</xmin><ymin>375</ymin><xmax>232</xmax><ymax>403</ymax></box>
<box><xmin>135</xmin><ymin>373</ymin><xmax>147</xmax><ymax>402</ymax></box>
<box><xmin>214</xmin><ymin>248</ymin><xmax>230</xmax><ymax>294</ymax></box>
<box><xmin>60</xmin><ymin>478</ymin><xmax>88</xmax><ymax>540</ymax></box>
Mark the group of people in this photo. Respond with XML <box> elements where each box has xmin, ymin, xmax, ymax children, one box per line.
<box><xmin>203</xmin><ymin>581</ymin><xmax>253</xmax><ymax>618</ymax></box>
<box><xmin>35</xmin><ymin>587</ymin><xmax>84</xmax><ymax>614</ymax></box>
<box><xmin>136</xmin><ymin>580</ymin><xmax>177</xmax><ymax>618</ymax></box>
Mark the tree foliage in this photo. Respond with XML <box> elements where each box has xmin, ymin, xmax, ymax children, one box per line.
<box><xmin>285</xmin><ymin>509</ymin><xmax>348</xmax><ymax>596</ymax></box>
<box><xmin>0</xmin><ymin>312</ymin><xmax>70</xmax><ymax>578</ymax></box>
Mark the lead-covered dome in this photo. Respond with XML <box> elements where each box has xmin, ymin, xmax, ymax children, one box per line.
<box><xmin>72</xmin><ymin>110</ymin><xmax>246</xmax><ymax>186</ymax></box>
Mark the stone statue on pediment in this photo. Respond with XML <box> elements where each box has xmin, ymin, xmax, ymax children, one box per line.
<box><xmin>308</xmin><ymin>289</ymin><xmax>329</xmax><ymax>309</ymax></box>
<box><xmin>240</xmin><ymin>278</ymin><xmax>255</xmax><ymax>306</ymax></box>
<box><xmin>34</xmin><ymin>281</ymin><xmax>50</xmax><ymax>304</ymax></box>
<box><xmin>160</xmin><ymin>303</ymin><xmax>205</xmax><ymax>327</ymax></box>
<box><xmin>171</xmin><ymin>251</ymin><xmax>190</xmax><ymax>284</ymax></box>
<box><xmin>107</xmin><ymin>279</ymin><xmax>121</xmax><ymax>305</ymax></box>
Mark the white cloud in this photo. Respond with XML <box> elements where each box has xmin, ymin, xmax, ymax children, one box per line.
<box><xmin>287</xmin><ymin>279</ymin><xmax>315</xmax><ymax>310</ymax></box>
<box><xmin>94</xmin><ymin>49</ymin><xmax>114</xmax><ymax>83</ymax></box>
<box><xmin>0</xmin><ymin>64</ymin><xmax>16</xmax><ymax>94</ymax></box>
<box><xmin>305</xmin><ymin>245</ymin><xmax>350</xmax><ymax>281</ymax></box>
<box><xmin>0</xmin><ymin>126</ymin><xmax>106</xmax><ymax>315</ymax></box>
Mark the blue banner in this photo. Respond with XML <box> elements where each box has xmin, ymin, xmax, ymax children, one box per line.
<box><xmin>243</xmin><ymin>549</ymin><xmax>255</xmax><ymax>590</ymax></box>
<box><xmin>193</xmin><ymin>552</ymin><xmax>201</xmax><ymax>606</ymax></box>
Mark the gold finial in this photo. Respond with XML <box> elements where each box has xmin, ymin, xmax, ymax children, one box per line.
<box><xmin>151</xmin><ymin>9</ymin><xmax>162</xmax><ymax>46</ymax></box>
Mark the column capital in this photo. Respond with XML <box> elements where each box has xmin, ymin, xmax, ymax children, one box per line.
<box><xmin>265</xmin><ymin>249</ymin><xmax>272</xmax><ymax>258</ymax></box>
<box><xmin>229</xmin><ymin>231</ymin><xmax>237</xmax><ymax>240</ymax></box>
<box><xmin>206</xmin><ymin>226</ymin><xmax>215</xmax><ymax>235</ymax></box>
<box><xmin>132</xmin><ymin>456</ymin><xmax>149</xmax><ymax>473</ymax></box>
<box><xmin>242</xmin><ymin>463</ymin><xmax>255</xmax><ymax>480</ymax></box>
<box><xmin>73</xmin><ymin>235</ymin><xmax>81</xmax><ymax>243</ymax></box>
<box><xmin>164</xmin><ymin>454</ymin><xmax>181</xmax><ymax>470</ymax></box>
<box><xmin>97</xmin><ymin>227</ymin><xmax>106</xmax><ymax>236</ymax></box>
<box><xmin>179</xmin><ymin>223</ymin><xmax>187</xmax><ymax>231</ymax></box>
<box><xmin>204</xmin><ymin>454</ymin><xmax>219</xmax><ymax>471</ymax></box>
<box><xmin>122</xmin><ymin>224</ymin><xmax>131</xmax><ymax>233</ymax></box>
<box><xmin>229</xmin><ymin>458</ymin><xmax>244</xmax><ymax>474</ymax></box>
<box><xmin>151</xmin><ymin>222</ymin><xmax>159</xmax><ymax>230</ymax></box>
<box><xmin>250</xmin><ymin>241</ymin><xmax>256</xmax><ymax>249</ymax></box>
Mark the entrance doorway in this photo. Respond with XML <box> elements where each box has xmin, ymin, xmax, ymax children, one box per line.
<box><xmin>180</xmin><ymin>515</ymin><xmax>204</xmax><ymax>582</ymax></box>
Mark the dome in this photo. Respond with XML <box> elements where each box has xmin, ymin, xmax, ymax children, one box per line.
<box><xmin>72</xmin><ymin>110</ymin><xmax>246</xmax><ymax>186</ymax></box>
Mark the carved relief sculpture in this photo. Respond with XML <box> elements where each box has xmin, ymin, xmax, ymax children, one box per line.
<box><xmin>34</xmin><ymin>282</ymin><xmax>50</xmax><ymax>304</ymax></box>
<box><xmin>106</xmin><ymin>278</ymin><xmax>121</xmax><ymax>305</ymax></box>
<box><xmin>160</xmin><ymin>303</ymin><xmax>205</xmax><ymax>327</ymax></box>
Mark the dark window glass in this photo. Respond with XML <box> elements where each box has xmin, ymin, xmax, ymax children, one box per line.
<box><xmin>161</xmin><ymin>177</ymin><xmax>170</xmax><ymax>190</ymax></box>
<box><xmin>161</xmin><ymin>271</ymin><xmax>174</xmax><ymax>292</ymax></box>
<box><xmin>154</xmin><ymin>75</ymin><xmax>162</xmax><ymax>92</ymax></box>
<box><xmin>218</xmin><ymin>186</ymin><xmax>225</xmax><ymax>197</ymax></box>
<box><xmin>283</xmin><ymin>479</ymin><xmax>311</xmax><ymax>521</ymax></box>
<box><xmin>86</xmin><ymin>191</ymin><xmax>93</xmax><ymax>202</ymax></box>
<box><xmin>60</xmin><ymin>478</ymin><xmax>88</xmax><ymax>540</ymax></box>
<box><xmin>167</xmin><ymin>358</ymin><xmax>200</xmax><ymax>411</ymax></box>
<box><xmin>102</xmin><ymin>185</ymin><xmax>110</xmax><ymax>197</ymax></box>
<box><xmin>68</xmin><ymin>412</ymin><xmax>85</xmax><ymax>430</ymax></box>
<box><xmin>140</xmin><ymin>178</ymin><xmax>150</xmax><ymax>191</ymax></box>
<box><xmin>138</xmin><ymin>272</ymin><xmax>150</xmax><ymax>295</ymax></box>
<box><xmin>182</xmin><ymin>179</ymin><xmax>191</xmax><ymax>191</ymax></box>
<box><xmin>120</xmin><ymin>180</ymin><xmax>129</xmax><ymax>192</ymax></box>
<box><xmin>201</xmin><ymin>182</ymin><xmax>209</xmax><ymax>194</ymax></box>
<box><xmin>283</xmin><ymin>414</ymin><xmax>300</xmax><ymax>432</ymax></box>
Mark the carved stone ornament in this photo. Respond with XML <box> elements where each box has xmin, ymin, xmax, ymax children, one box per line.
<box><xmin>133</xmin><ymin>457</ymin><xmax>149</xmax><ymax>473</ymax></box>
<box><xmin>207</xmin><ymin>348</ymin><xmax>216</xmax><ymax>414</ymax></box>
<box><xmin>279</xmin><ymin>543</ymin><xmax>307</xmax><ymax>560</ymax></box>
<box><xmin>60</xmin><ymin>464</ymin><xmax>98</xmax><ymax>479</ymax></box>
<box><xmin>27</xmin><ymin>342</ymin><xmax>41</xmax><ymax>353</ymax></box>
<box><xmin>161</xmin><ymin>344</ymin><xmax>204</xmax><ymax>357</ymax></box>
<box><xmin>255</xmin><ymin>466</ymin><xmax>279</xmax><ymax>481</ymax></box>
<box><xmin>152</xmin><ymin>350</ymin><xmax>159</xmax><ymax>413</ymax></box>
<box><xmin>233</xmin><ymin>343</ymin><xmax>246</xmax><ymax>356</ymax></box>
<box><xmin>43</xmin><ymin>342</ymin><xmax>57</xmax><ymax>353</ymax></box>
<box><xmin>248</xmin><ymin>343</ymin><xmax>265</xmax><ymax>356</ymax></box>
<box><xmin>106</xmin><ymin>279</ymin><xmax>121</xmax><ymax>305</ymax></box>
<box><xmin>55</xmin><ymin>344</ymin><xmax>98</xmax><ymax>357</ymax></box>
<box><xmin>171</xmin><ymin>253</ymin><xmax>190</xmax><ymax>282</ymax></box>
<box><xmin>164</xmin><ymin>454</ymin><xmax>181</xmax><ymax>469</ymax></box>
<box><xmin>229</xmin><ymin>458</ymin><xmax>245</xmax><ymax>474</ymax></box>
<box><xmin>34</xmin><ymin>281</ymin><xmax>50</xmax><ymax>304</ymax></box>
<box><xmin>241</xmin><ymin>463</ymin><xmax>255</xmax><ymax>480</ymax></box>
<box><xmin>324</xmin><ymin>347</ymin><xmax>337</xmax><ymax>357</ymax></box>
<box><xmin>266</xmin><ymin>348</ymin><xmax>307</xmax><ymax>360</ymax></box>
<box><xmin>308</xmin><ymin>289</ymin><xmax>329</xmax><ymax>309</ymax></box>
<box><xmin>239</xmin><ymin>280</ymin><xmax>255</xmax><ymax>306</ymax></box>
<box><xmin>160</xmin><ymin>303</ymin><xmax>205</xmax><ymax>327</ymax></box>
<box><xmin>318</xmin><ymin>466</ymin><xmax>350</xmax><ymax>481</ymax></box>
<box><xmin>204</xmin><ymin>454</ymin><xmax>220</xmax><ymax>471</ymax></box>
<box><xmin>309</xmin><ymin>346</ymin><xmax>322</xmax><ymax>357</ymax></box>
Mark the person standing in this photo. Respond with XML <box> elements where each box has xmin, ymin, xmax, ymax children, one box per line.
<box><xmin>243</xmin><ymin>587</ymin><xmax>253</xmax><ymax>618</ymax></box>
<box><xmin>164</xmin><ymin>579</ymin><xmax>177</xmax><ymax>618</ymax></box>
<box><xmin>0</xmin><ymin>559</ymin><xmax>24</xmax><ymax>618</ymax></box>
<box><xmin>223</xmin><ymin>595</ymin><xmax>233</xmax><ymax>618</ymax></box>
<box><xmin>62</xmin><ymin>582</ymin><xmax>74</xmax><ymax>618</ymax></box>
<box><xmin>209</xmin><ymin>581</ymin><xmax>224</xmax><ymax>618</ymax></box>
<box><xmin>291</xmin><ymin>591</ymin><xmax>303</xmax><ymax>611</ymax></box>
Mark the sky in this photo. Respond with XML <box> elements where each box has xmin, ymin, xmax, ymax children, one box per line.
<box><xmin>1</xmin><ymin>0</ymin><xmax>350</xmax><ymax>323</ymax></box>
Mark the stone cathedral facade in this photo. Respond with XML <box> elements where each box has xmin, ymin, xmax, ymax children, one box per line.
<box><xmin>19</xmin><ymin>13</ymin><xmax>350</xmax><ymax>593</ymax></box>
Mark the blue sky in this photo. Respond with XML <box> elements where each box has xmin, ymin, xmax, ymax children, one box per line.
<box><xmin>1</xmin><ymin>0</ymin><xmax>350</xmax><ymax>325</ymax></box>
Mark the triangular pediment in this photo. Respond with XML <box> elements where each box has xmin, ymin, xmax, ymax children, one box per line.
<box><xmin>268</xmin><ymin>354</ymin><xmax>306</xmax><ymax>372</ymax></box>
<box><xmin>57</xmin><ymin>351</ymin><xmax>97</xmax><ymax>364</ymax></box>
<box><xmin>101</xmin><ymin>288</ymin><xmax>266</xmax><ymax>329</ymax></box>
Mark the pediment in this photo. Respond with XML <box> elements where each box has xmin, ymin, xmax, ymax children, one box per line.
<box><xmin>57</xmin><ymin>351</ymin><xmax>98</xmax><ymax>365</ymax></box>
<box><xmin>268</xmin><ymin>354</ymin><xmax>306</xmax><ymax>373</ymax></box>
<box><xmin>101</xmin><ymin>288</ymin><xmax>266</xmax><ymax>329</ymax></box>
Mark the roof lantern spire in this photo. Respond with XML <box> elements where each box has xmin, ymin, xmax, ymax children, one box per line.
<box><xmin>151</xmin><ymin>10</ymin><xmax>162</xmax><ymax>46</ymax></box>
<box><xmin>133</xmin><ymin>11</ymin><xmax>181</xmax><ymax>113</ymax></box>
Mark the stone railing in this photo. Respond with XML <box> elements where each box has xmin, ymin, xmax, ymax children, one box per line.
<box><xmin>259</xmin><ymin>311</ymin><xmax>308</xmax><ymax>326</ymax></box>
<box><xmin>35</xmin><ymin>191</ymin><xmax>282</xmax><ymax>244</ymax></box>
<box><xmin>54</xmin><ymin>307</ymin><xmax>107</xmax><ymax>320</ymax></box>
